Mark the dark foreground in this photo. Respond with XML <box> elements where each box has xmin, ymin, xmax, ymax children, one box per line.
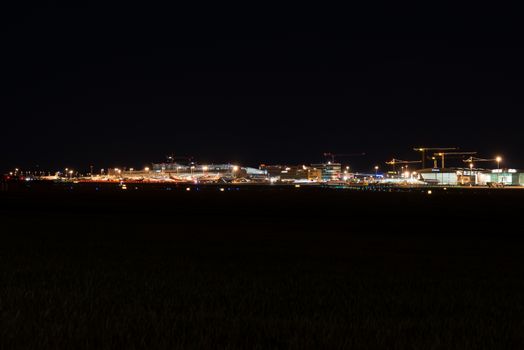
<box><xmin>1</xmin><ymin>185</ymin><xmax>524</xmax><ymax>349</ymax></box>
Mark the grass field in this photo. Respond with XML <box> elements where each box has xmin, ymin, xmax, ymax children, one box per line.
<box><xmin>1</xmin><ymin>184</ymin><xmax>524</xmax><ymax>349</ymax></box>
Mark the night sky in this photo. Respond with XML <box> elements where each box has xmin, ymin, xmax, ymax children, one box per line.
<box><xmin>2</xmin><ymin>4</ymin><xmax>524</xmax><ymax>172</ymax></box>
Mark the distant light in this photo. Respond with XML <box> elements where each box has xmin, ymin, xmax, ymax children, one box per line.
<box><xmin>219</xmin><ymin>187</ymin><xmax>225</xmax><ymax>192</ymax></box>
<box><xmin>232</xmin><ymin>165</ymin><xmax>239</xmax><ymax>172</ymax></box>
<box><xmin>202</xmin><ymin>165</ymin><xmax>209</xmax><ymax>171</ymax></box>
<box><xmin>295</xmin><ymin>184</ymin><xmax>301</xmax><ymax>188</ymax></box>
<box><xmin>374</xmin><ymin>166</ymin><xmax>379</xmax><ymax>170</ymax></box>
<box><xmin>129</xmin><ymin>168</ymin><xmax>134</xmax><ymax>171</ymax></box>
<box><xmin>186</xmin><ymin>187</ymin><xmax>191</xmax><ymax>191</ymax></box>
<box><xmin>496</xmin><ymin>156</ymin><xmax>502</xmax><ymax>162</ymax></box>
<box><xmin>427</xmin><ymin>190</ymin><xmax>432</xmax><ymax>195</ymax></box>
<box><xmin>144</xmin><ymin>167</ymin><xmax>150</xmax><ymax>172</ymax></box>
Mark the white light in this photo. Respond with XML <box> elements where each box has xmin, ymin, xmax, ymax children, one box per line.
<box><xmin>186</xmin><ymin>187</ymin><xmax>191</xmax><ymax>191</ymax></box>
<box><xmin>232</xmin><ymin>165</ymin><xmax>239</xmax><ymax>172</ymax></box>
<box><xmin>144</xmin><ymin>167</ymin><xmax>150</xmax><ymax>172</ymax></box>
<box><xmin>219</xmin><ymin>187</ymin><xmax>225</xmax><ymax>192</ymax></box>
<box><xmin>427</xmin><ymin>190</ymin><xmax>432</xmax><ymax>195</ymax></box>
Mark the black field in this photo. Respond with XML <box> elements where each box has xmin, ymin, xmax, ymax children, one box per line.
<box><xmin>1</xmin><ymin>184</ymin><xmax>524</xmax><ymax>349</ymax></box>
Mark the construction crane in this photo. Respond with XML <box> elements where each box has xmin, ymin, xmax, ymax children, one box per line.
<box><xmin>462</xmin><ymin>156</ymin><xmax>499</xmax><ymax>168</ymax></box>
<box><xmin>323</xmin><ymin>152</ymin><xmax>366</xmax><ymax>163</ymax></box>
<box><xmin>433</xmin><ymin>151</ymin><xmax>477</xmax><ymax>169</ymax></box>
<box><xmin>413</xmin><ymin>147</ymin><xmax>457</xmax><ymax>169</ymax></box>
<box><xmin>166</xmin><ymin>154</ymin><xmax>194</xmax><ymax>164</ymax></box>
<box><xmin>385</xmin><ymin>159</ymin><xmax>422</xmax><ymax>172</ymax></box>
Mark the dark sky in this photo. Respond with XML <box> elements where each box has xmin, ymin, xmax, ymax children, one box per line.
<box><xmin>2</xmin><ymin>4</ymin><xmax>524</xmax><ymax>171</ymax></box>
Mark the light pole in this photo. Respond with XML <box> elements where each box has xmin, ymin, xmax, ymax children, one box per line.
<box><xmin>374</xmin><ymin>166</ymin><xmax>379</xmax><ymax>177</ymax></box>
<box><xmin>496</xmin><ymin>156</ymin><xmax>502</xmax><ymax>169</ymax></box>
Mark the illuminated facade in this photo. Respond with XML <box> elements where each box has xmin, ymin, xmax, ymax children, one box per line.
<box><xmin>310</xmin><ymin>163</ymin><xmax>342</xmax><ymax>181</ymax></box>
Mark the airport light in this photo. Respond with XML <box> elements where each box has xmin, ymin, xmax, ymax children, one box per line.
<box><xmin>144</xmin><ymin>167</ymin><xmax>150</xmax><ymax>172</ymax></box>
<box><xmin>496</xmin><ymin>156</ymin><xmax>502</xmax><ymax>169</ymax></box>
<box><xmin>202</xmin><ymin>165</ymin><xmax>208</xmax><ymax>173</ymax></box>
<box><xmin>232</xmin><ymin>165</ymin><xmax>239</xmax><ymax>172</ymax></box>
<box><xmin>374</xmin><ymin>165</ymin><xmax>379</xmax><ymax>176</ymax></box>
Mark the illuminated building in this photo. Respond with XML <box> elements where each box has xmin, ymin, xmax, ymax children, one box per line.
<box><xmin>310</xmin><ymin>162</ymin><xmax>342</xmax><ymax>181</ymax></box>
